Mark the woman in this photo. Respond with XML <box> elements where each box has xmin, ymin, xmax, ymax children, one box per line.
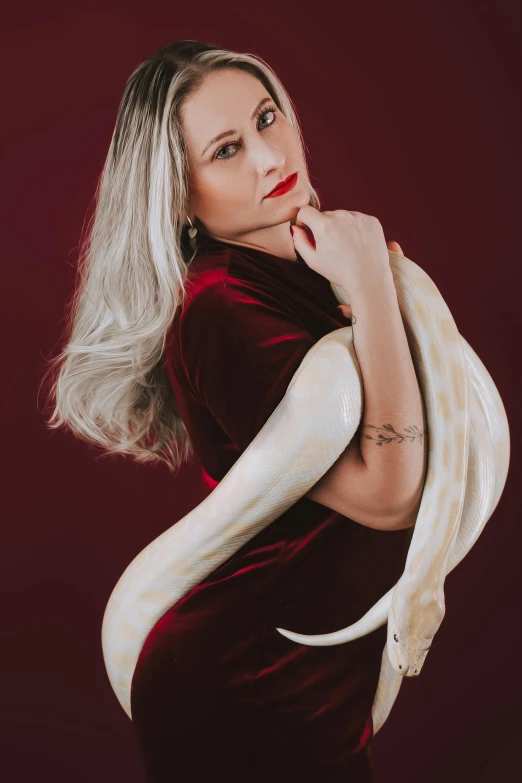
<box><xmin>45</xmin><ymin>39</ymin><xmax>426</xmax><ymax>782</ymax></box>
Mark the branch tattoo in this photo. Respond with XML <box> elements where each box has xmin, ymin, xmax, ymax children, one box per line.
<box><xmin>363</xmin><ymin>423</ymin><xmax>426</xmax><ymax>446</ymax></box>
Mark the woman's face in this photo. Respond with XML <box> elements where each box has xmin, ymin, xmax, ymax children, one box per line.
<box><xmin>180</xmin><ymin>68</ymin><xmax>311</xmax><ymax>259</ymax></box>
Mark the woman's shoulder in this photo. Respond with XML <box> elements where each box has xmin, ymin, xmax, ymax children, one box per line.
<box><xmin>164</xmin><ymin>253</ymin><xmax>255</xmax><ymax>356</ymax></box>
<box><xmin>182</xmin><ymin>240</ymin><xmax>276</xmax><ymax>319</ymax></box>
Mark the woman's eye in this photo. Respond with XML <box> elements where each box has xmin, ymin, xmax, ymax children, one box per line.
<box><xmin>214</xmin><ymin>108</ymin><xmax>277</xmax><ymax>161</ymax></box>
<box><xmin>215</xmin><ymin>143</ymin><xmax>237</xmax><ymax>161</ymax></box>
<box><xmin>258</xmin><ymin>108</ymin><xmax>276</xmax><ymax>129</ymax></box>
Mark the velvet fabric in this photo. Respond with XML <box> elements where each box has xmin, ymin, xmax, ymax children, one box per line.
<box><xmin>130</xmin><ymin>235</ymin><xmax>412</xmax><ymax>781</ymax></box>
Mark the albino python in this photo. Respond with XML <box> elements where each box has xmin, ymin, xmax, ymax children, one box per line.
<box><xmin>102</xmin><ymin>249</ymin><xmax>510</xmax><ymax>732</ymax></box>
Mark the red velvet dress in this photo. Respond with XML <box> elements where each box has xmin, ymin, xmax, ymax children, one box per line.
<box><xmin>130</xmin><ymin>235</ymin><xmax>412</xmax><ymax>782</ymax></box>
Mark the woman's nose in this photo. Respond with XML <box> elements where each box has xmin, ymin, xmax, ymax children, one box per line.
<box><xmin>256</xmin><ymin>147</ymin><xmax>285</xmax><ymax>176</ymax></box>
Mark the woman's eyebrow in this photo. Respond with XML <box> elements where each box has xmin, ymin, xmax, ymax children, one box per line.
<box><xmin>201</xmin><ymin>97</ymin><xmax>273</xmax><ymax>156</ymax></box>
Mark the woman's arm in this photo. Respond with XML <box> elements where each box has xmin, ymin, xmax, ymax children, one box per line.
<box><xmin>305</xmin><ymin>271</ymin><xmax>427</xmax><ymax>530</ymax></box>
<box><xmin>306</xmin><ymin>435</ymin><xmax>418</xmax><ymax>530</ymax></box>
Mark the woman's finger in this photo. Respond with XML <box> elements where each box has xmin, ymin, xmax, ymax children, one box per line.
<box><xmin>336</xmin><ymin>304</ymin><xmax>353</xmax><ymax>319</ymax></box>
<box><xmin>387</xmin><ymin>240</ymin><xmax>404</xmax><ymax>255</ymax></box>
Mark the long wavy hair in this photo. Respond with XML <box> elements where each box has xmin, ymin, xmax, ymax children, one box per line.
<box><xmin>40</xmin><ymin>39</ymin><xmax>321</xmax><ymax>475</ymax></box>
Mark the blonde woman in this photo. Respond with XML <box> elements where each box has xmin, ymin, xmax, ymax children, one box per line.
<box><xmin>45</xmin><ymin>39</ymin><xmax>425</xmax><ymax>782</ymax></box>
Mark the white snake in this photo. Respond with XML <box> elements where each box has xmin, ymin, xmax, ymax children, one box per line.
<box><xmin>101</xmin><ymin>249</ymin><xmax>510</xmax><ymax>734</ymax></box>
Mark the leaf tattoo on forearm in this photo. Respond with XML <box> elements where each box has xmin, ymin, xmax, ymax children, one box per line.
<box><xmin>363</xmin><ymin>423</ymin><xmax>426</xmax><ymax>446</ymax></box>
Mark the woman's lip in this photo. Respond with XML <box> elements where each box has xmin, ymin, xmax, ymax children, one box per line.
<box><xmin>265</xmin><ymin>172</ymin><xmax>298</xmax><ymax>198</ymax></box>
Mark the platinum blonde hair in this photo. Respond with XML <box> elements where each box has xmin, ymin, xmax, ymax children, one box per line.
<box><xmin>41</xmin><ymin>39</ymin><xmax>321</xmax><ymax>475</ymax></box>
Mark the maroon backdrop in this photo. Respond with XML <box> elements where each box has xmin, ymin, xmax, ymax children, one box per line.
<box><xmin>2</xmin><ymin>1</ymin><xmax>520</xmax><ymax>781</ymax></box>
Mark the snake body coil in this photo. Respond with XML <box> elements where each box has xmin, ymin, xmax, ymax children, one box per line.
<box><xmin>102</xmin><ymin>250</ymin><xmax>510</xmax><ymax>730</ymax></box>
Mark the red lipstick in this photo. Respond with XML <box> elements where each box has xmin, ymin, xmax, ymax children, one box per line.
<box><xmin>265</xmin><ymin>172</ymin><xmax>298</xmax><ymax>198</ymax></box>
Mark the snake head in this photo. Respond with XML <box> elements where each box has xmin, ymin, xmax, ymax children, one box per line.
<box><xmin>387</xmin><ymin>576</ymin><xmax>445</xmax><ymax>677</ymax></box>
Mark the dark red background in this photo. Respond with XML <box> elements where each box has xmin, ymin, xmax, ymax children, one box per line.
<box><xmin>2</xmin><ymin>1</ymin><xmax>520</xmax><ymax>781</ymax></box>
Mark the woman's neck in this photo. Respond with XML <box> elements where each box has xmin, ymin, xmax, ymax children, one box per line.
<box><xmin>208</xmin><ymin>221</ymin><xmax>298</xmax><ymax>262</ymax></box>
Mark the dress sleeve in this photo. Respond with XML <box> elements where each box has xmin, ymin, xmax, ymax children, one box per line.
<box><xmin>176</xmin><ymin>277</ymin><xmax>316</xmax><ymax>453</ymax></box>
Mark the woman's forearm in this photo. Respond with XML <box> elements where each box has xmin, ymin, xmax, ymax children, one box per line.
<box><xmin>345</xmin><ymin>271</ymin><xmax>428</xmax><ymax>520</ymax></box>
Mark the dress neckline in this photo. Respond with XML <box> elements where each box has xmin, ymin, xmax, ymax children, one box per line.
<box><xmin>197</xmin><ymin>235</ymin><xmax>314</xmax><ymax>278</ymax></box>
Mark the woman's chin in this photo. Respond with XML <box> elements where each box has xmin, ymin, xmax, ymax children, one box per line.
<box><xmin>283</xmin><ymin>189</ymin><xmax>311</xmax><ymax>214</ymax></box>
<box><xmin>295</xmin><ymin>187</ymin><xmax>313</xmax><ymax>209</ymax></box>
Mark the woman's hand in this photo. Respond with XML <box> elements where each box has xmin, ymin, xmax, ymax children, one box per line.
<box><xmin>290</xmin><ymin>205</ymin><xmax>404</xmax><ymax>320</ymax></box>
<box><xmin>337</xmin><ymin>239</ymin><xmax>404</xmax><ymax>319</ymax></box>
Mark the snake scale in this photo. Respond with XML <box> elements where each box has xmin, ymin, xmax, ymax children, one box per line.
<box><xmin>101</xmin><ymin>249</ymin><xmax>510</xmax><ymax>732</ymax></box>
